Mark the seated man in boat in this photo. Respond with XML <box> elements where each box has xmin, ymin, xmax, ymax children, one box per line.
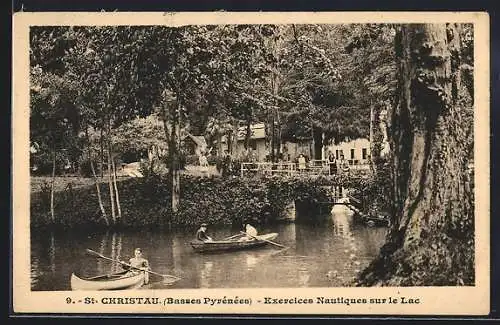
<box><xmin>196</xmin><ymin>223</ymin><xmax>213</xmax><ymax>242</ymax></box>
<box><xmin>239</xmin><ymin>223</ymin><xmax>258</xmax><ymax>241</ymax></box>
<box><xmin>121</xmin><ymin>248</ymin><xmax>150</xmax><ymax>284</ymax></box>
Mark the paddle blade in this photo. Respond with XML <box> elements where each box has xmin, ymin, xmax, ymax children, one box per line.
<box><xmin>162</xmin><ymin>277</ymin><xmax>181</xmax><ymax>286</ymax></box>
<box><xmin>85</xmin><ymin>249</ymin><xmax>100</xmax><ymax>257</ymax></box>
<box><xmin>85</xmin><ymin>249</ymin><xmax>109</xmax><ymax>260</ymax></box>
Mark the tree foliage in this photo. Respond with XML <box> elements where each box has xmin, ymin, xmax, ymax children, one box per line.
<box><xmin>30</xmin><ymin>24</ymin><xmax>404</xmax><ymax>171</ymax></box>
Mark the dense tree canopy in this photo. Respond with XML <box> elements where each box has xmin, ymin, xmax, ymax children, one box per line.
<box><xmin>29</xmin><ymin>23</ymin><xmax>473</xmax><ymax>177</ymax></box>
<box><xmin>30</xmin><ymin>24</ymin><xmax>396</xmax><ymax>169</ymax></box>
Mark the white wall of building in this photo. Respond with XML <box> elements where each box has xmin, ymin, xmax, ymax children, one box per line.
<box><xmin>325</xmin><ymin>138</ymin><xmax>371</xmax><ymax>165</ymax></box>
<box><xmin>233</xmin><ymin>138</ymin><xmax>267</xmax><ymax>161</ymax></box>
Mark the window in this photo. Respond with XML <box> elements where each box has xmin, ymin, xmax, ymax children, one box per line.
<box><xmin>362</xmin><ymin>148</ymin><xmax>367</xmax><ymax>160</ymax></box>
<box><xmin>249</xmin><ymin>139</ymin><xmax>257</xmax><ymax>150</ymax></box>
<box><xmin>350</xmin><ymin>148</ymin><xmax>355</xmax><ymax>160</ymax></box>
<box><xmin>335</xmin><ymin>150</ymin><xmax>339</xmax><ymax>159</ymax></box>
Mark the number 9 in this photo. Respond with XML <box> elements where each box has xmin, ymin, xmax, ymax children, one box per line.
<box><xmin>66</xmin><ymin>297</ymin><xmax>72</xmax><ymax>304</ymax></box>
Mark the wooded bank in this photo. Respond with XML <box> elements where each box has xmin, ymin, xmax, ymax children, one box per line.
<box><xmin>31</xmin><ymin>175</ymin><xmax>374</xmax><ymax>230</ymax></box>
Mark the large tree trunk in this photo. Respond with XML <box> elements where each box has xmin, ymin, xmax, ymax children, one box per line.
<box><xmin>230</xmin><ymin>119</ymin><xmax>239</xmax><ymax>156</ymax></box>
<box><xmin>358</xmin><ymin>24</ymin><xmax>474</xmax><ymax>286</ymax></box>
<box><xmin>111</xmin><ymin>144</ymin><xmax>122</xmax><ymax>220</ymax></box>
<box><xmin>160</xmin><ymin>98</ymin><xmax>173</xmax><ymax>224</ymax></box>
<box><xmin>369</xmin><ymin>104</ymin><xmax>376</xmax><ymax>172</ymax></box>
<box><xmin>276</xmin><ymin>108</ymin><xmax>282</xmax><ymax>160</ymax></box>
<box><xmin>268</xmin><ymin>27</ymin><xmax>283</xmax><ymax>163</ymax></box>
<box><xmin>86</xmin><ymin>127</ymin><xmax>109</xmax><ymax>226</ymax></box>
<box><xmin>100</xmin><ymin>127</ymin><xmax>104</xmax><ymax>178</ymax></box>
<box><xmin>90</xmin><ymin>157</ymin><xmax>109</xmax><ymax>226</ymax></box>
<box><xmin>50</xmin><ymin>142</ymin><xmax>56</xmax><ymax>223</ymax></box>
<box><xmin>169</xmin><ymin>102</ymin><xmax>181</xmax><ymax>213</ymax></box>
<box><xmin>244</xmin><ymin>111</ymin><xmax>252</xmax><ymax>150</ymax></box>
<box><xmin>171</xmin><ymin>166</ymin><xmax>180</xmax><ymax>213</ymax></box>
<box><xmin>270</xmin><ymin>112</ymin><xmax>276</xmax><ymax>162</ymax></box>
<box><xmin>217</xmin><ymin>133</ymin><xmax>223</xmax><ymax>156</ymax></box>
<box><xmin>106</xmin><ymin>124</ymin><xmax>116</xmax><ymax>224</ymax></box>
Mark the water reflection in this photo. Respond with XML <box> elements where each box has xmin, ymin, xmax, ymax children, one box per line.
<box><xmin>298</xmin><ymin>268</ymin><xmax>310</xmax><ymax>287</ymax></box>
<box><xmin>49</xmin><ymin>231</ymin><xmax>56</xmax><ymax>273</ymax></box>
<box><xmin>31</xmin><ymin>211</ymin><xmax>388</xmax><ymax>290</ymax></box>
<box><xmin>109</xmin><ymin>232</ymin><xmax>122</xmax><ymax>274</ymax></box>
<box><xmin>245</xmin><ymin>255</ymin><xmax>258</xmax><ymax>269</ymax></box>
<box><xmin>354</xmin><ymin>226</ymin><xmax>388</xmax><ymax>258</ymax></box>
<box><xmin>332</xmin><ymin>207</ymin><xmax>351</xmax><ymax>238</ymax></box>
<box><xmin>96</xmin><ymin>231</ymin><xmax>108</xmax><ymax>275</ymax></box>
<box><xmin>200</xmin><ymin>261</ymin><xmax>213</xmax><ymax>288</ymax></box>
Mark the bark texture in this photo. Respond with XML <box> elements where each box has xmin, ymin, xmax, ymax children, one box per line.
<box><xmin>50</xmin><ymin>144</ymin><xmax>56</xmax><ymax>222</ymax></box>
<box><xmin>106</xmin><ymin>137</ymin><xmax>116</xmax><ymax>223</ymax></box>
<box><xmin>86</xmin><ymin>127</ymin><xmax>109</xmax><ymax>226</ymax></box>
<box><xmin>169</xmin><ymin>102</ymin><xmax>181</xmax><ymax>213</ymax></box>
<box><xmin>358</xmin><ymin>24</ymin><xmax>474</xmax><ymax>286</ymax></box>
<box><xmin>111</xmin><ymin>145</ymin><xmax>122</xmax><ymax>220</ymax></box>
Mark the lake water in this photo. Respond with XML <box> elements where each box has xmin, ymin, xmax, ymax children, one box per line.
<box><xmin>30</xmin><ymin>207</ymin><xmax>388</xmax><ymax>290</ymax></box>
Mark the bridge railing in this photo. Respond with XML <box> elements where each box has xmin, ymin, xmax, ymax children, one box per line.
<box><xmin>240</xmin><ymin>162</ymin><xmax>298</xmax><ymax>177</ymax></box>
<box><xmin>240</xmin><ymin>160</ymin><xmax>371</xmax><ymax>177</ymax></box>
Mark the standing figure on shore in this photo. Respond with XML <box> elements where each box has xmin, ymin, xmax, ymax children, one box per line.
<box><xmin>340</xmin><ymin>155</ymin><xmax>350</xmax><ymax>173</ymax></box>
<box><xmin>222</xmin><ymin>150</ymin><xmax>232</xmax><ymax>177</ymax></box>
<box><xmin>298</xmin><ymin>154</ymin><xmax>307</xmax><ymax>173</ymax></box>
<box><xmin>199</xmin><ymin>152</ymin><xmax>209</xmax><ymax>177</ymax></box>
<box><xmin>328</xmin><ymin>152</ymin><xmax>337</xmax><ymax>175</ymax></box>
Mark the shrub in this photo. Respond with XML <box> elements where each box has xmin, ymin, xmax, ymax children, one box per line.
<box><xmin>31</xmin><ymin>173</ymin><xmax>342</xmax><ymax>230</ymax></box>
<box><xmin>31</xmin><ymin>150</ymin><xmax>68</xmax><ymax>176</ymax></box>
<box><xmin>78</xmin><ymin>158</ymin><xmax>98</xmax><ymax>177</ymax></box>
<box><xmin>185</xmin><ymin>154</ymin><xmax>199</xmax><ymax>166</ymax></box>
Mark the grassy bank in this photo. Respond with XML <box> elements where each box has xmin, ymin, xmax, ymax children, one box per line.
<box><xmin>30</xmin><ymin>175</ymin><xmax>343</xmax><ymax>230</ymax></box>
<box><xmin>31</xmin><ymin>176</ymin><xmax>107</xmax><ymax>194</ymax></box>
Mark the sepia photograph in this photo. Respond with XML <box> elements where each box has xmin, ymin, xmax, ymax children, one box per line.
<box><xmin>12</xmin><ymin>12</ymin><xmax>490</xmax><ymax>315</ymax></box>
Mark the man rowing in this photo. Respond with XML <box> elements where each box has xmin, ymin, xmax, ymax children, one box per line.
<box><xmin>121</xmin><ymin>247</ymin><xmax>150</xmax><ymax>284</ymax></box>
<box><xmin>196</xmin><ymin>223</ymin><xmax>213</xmax><ymax>242</ymax></box>
<box><xmin>239</xmin><ymin>223</ymin><xmax>258</xmax><ymax>241</ymax></box>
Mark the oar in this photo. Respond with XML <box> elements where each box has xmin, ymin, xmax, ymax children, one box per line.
<box><xmin>239</xmin><ymin>231</ymin><xmax>287</xmax><ymax>249</ymax></box>
<box><xmin>268</xmin><ymin>246</ymin><xmax>290</xmax><ymax>257</ymax></box>
<box><xmin>85</xmin><ymin>249</ymin><xmax>182</xmax><ymax>281</ymax></box>
<box><xmin>222</xmin><ymin>233</ymin><xmax>244</xmax><ymax>240</ymax></box>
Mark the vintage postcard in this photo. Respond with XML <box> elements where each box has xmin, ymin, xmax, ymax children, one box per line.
<box><xmin>12</xmin><ymin>11</ymin><xmax>490</xmax><ymax>315</ymax></box>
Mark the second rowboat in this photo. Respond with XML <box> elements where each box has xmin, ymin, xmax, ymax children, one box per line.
<box><xmin>190</xmin><ymin>232</ymin><xmax>279</xmax><ymax>253</ymax></box>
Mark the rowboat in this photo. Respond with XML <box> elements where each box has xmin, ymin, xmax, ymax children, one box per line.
<box><xmin>364</xmin><ymin>214</ymin><xmax>391</xmax><ymax>227</ymax></box>
<box><xmin>70</xmin><ymin>270</ymin><xmax>147</xmax><ymax>291</ymax></box>
<box><xmin>190</xmin><ymin>233</ymin><xmax>279</xmax><ymax>253</ymax></box>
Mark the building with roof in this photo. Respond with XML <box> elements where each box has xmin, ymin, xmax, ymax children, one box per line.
<box><xmin>220</xmin><ymin>123</ymin><xmax>268</xmax><ymax>161</ymax></box>
<box><xmin>324</xmin><ymin>138</ymin><xmax>371</xmax><ymax>166</ymax></box>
